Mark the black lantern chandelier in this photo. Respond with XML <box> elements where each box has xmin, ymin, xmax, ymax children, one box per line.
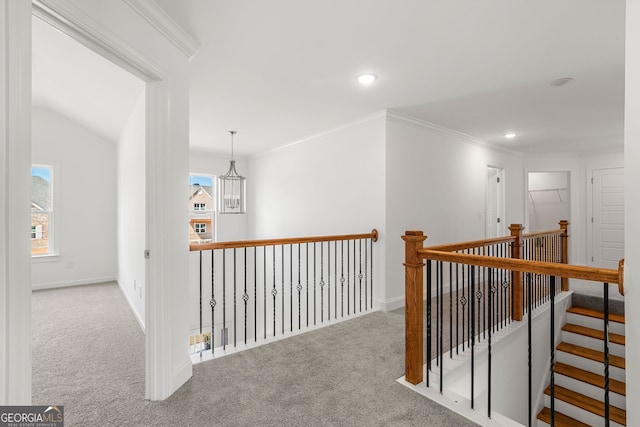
<box><xmin>218</xmin><ymin>130</ymin><xmax>246</xmax><ymax>214</ymax></box>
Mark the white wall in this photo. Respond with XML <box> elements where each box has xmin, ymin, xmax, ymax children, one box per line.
<box><xmin>385</xmin><ymin>113</ymin><xmax>524</xmax><ymax>309</ymax></box>
<box><xmin>624</xmin><ymin>1</ymin><xmax>639</xmax><ymax>425</ymax></box>
<box><xmin>249</xmin><ymin>113</ymin><xmax>386</xmax><ymax>306</ymax></box>
<box><xmin>31</xmin><ymin>107</ymin><xmax>117</xmax><ymax>289</ymax></box>
<box><xmin>117</xmin><ymin>94</ymin><xmax>146</xmax><ymax>327</ymax></box>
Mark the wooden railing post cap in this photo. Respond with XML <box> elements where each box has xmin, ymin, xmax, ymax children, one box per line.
<box><xmin>509</xmin><ymin>224</ymin><xmax>524</xmax><ymax>231</ymax></box>
<box><xmin>402</xmin><ymin>231</ymin><xmax>427</xmax><ymax>242</ymax></box>
<box><xmin>559</xmin><ymin>220</ymin><xmax>569</xmax><ymax>228</ymax></box>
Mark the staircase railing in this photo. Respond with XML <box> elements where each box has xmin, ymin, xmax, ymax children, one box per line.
<box><xmin>190</xmin><ymin>229</ymin><xmax>378</xmax><ymax>358</ymax></box>
<box><xmin>403</xmin><ymin>222</ymin><xmax>624</xmax><ymax>426</ymax></box>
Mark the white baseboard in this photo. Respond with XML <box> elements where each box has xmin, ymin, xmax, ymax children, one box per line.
<box><xmin>117</xmin><ymin>280</ymin><xmax>145</xmax><ymax>332</ymax></box>
<box><xmin>377</xmin><ymin>295</ymin><xmax>405</xmax><ymax>312</ymax></box>
<box><xmin>32</xmin><ymin>276</ymin><xmax>117</xmax><ymax>291</ymax></box>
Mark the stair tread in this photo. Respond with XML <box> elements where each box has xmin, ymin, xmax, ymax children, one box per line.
<box><xmin>544</xmin><ymin>384</ymin><xmax>626</xmax><ymax>425</ymax></box>
<box><xmin>557</xmin><ymin>342</ymin><xmax>625</xmax><ymax>370</ymax></box>
<box><xmin>568</xmin><ymin>306</ymin><xmax>625</xmax><ymax>324</ymax></box>
<box><xmin>537</xmin><ymin>406</ymin><xmax>591</xmax><ymax>427</ymax></box>
<box><xmin>563</xmin><ymin>323</ymin><xmax>626</xmax><ymax>346</ymax></box>
<box><xmin>555</xmin><ymin>362</ymin><xmax>626</xmax><ymax>396</ymax></box>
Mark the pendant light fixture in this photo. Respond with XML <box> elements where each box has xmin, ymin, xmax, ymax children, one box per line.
<box><xmin>218</xmin><ymin>130</ymin><xmax>246</xmax><ymax>214</ymax></box>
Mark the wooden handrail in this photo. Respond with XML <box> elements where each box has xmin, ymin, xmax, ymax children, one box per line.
<box><xmin>419</xmin><ymin>249</ymin><xmax>622</xmax><ymax>287</ymax></box>
<box><xmin>424</xmin><ymin>235</ymin><xmax>515</xmax><ymax>252</ymax></box>
<box><xmin>190</xmin><ymin>229</ymin><xmax>378</xmax><ymax>251</ymax></box>
<box><xmin>522</xmin><ymin>228</ymin><xmax>566</xmax><ymax>239</ymax></box>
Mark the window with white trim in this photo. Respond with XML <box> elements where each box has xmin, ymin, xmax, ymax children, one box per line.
<box><xmin>31</xmin><ymin>165</ymin><xmax>54</xmax><ymax>256</ymax></box>
<box><xmin>189</xmin><ymin>174</ymin><xmax>215</xmax><ymax>243</ymax></box>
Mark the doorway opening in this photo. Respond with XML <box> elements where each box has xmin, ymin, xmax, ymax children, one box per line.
<box><xmin>526</xmin><ymin>171</ymin><xmax>570</xmax><ymax>232</ymax></box>
<box><xmin>31</xmin><ymin>13</ymin><xmax>146</xmax><ymax>401</ymax></box>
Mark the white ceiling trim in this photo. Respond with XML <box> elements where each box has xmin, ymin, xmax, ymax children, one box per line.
<box><xmin>386</xmin><ymin>110</ymin><xmax>522</xmax><ymax>157</ymax></box>
<box><xmin>33</xmin><ymin>0</ymin><xmax>166</xmax><ymax>81</ymax></box>
<box><xmin>123</xmin><ymin>0</ymin><xmax>201</xmax><ymax>61</ymax></box>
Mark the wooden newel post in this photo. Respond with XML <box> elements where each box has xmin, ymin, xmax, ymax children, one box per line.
<box><xmin>559</xmin><ymin>220</ymin><xmax>569</xmax><ymax>291</ymax></box>
<box><xmin>509</xmin><ymin>224</ymin><xmax>524</xmax><ymax>321</ymax></box>
<box><xmin>402</xmin><ymin>230</ymin><xmax>427</xmax><ymax>385</ymax></box>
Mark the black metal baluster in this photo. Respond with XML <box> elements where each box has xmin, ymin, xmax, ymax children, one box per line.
<box><xmin>470</xmin><ymin>265</ymin><xmax>475</xmax><ymax>410</ymax></box>
<box><xmin>233</xmin><ymin>248</ymin><xmax>237</xmax><ymax>347</ymax></box>
<box><xmin>297</xmin><ymin>244</ymin><xmax>302</xmax><ymax>330</ymax></box>
<box><xmin>313</xmin><ymin>242</ymin><xmax>317</xmax><ymax>326</ymax></box>
<box><xmin>320</xmin><ymin>242</ymin><xmax>324</xmax><ymax>323</ymax></box>
<box><xmin>211</xmin><ymin>250</ymin><xmax>216</xmax><ymax>352</ymax></box>
<box><xmin>281</xmin><ymin>245</ymin><xmax>285</xmax><ymax>334</ymax></box>
<box><xmin>488</xmin><ymin>268</ymin><xmax>496</xmax><ymax>419</ymax></box>
<box><xmin>426</xmin><ymin>260</ymin><xmax>432</xmax><ymax>388</ymax></box>
<box><xmin>334</xmin><ymin>241</ymin><xmax>338</xmax><ymax>320</ymax></box>
<box><xmin>243</xmin><ymin>248</ymin><xmax>248</xmax><ymax>345</ymax></box>
<box><xmin>439</xmin><ymin>260</ymin><xmax>444</xmax><ymax>393</ymax></box>
<box><xmin>353</xmin><ymin>240</ymin><xmax>356</xmax><ymax>314</ymax></box>
<box><xmin>263</xmin><ymin>246</ymin><xmax>266</xmax><ymax>340</ymax></box>
<box><xmin>455</xmin><ymin>262</ymin><xmax>459</xmax><ymax>354</ymax></box>
<box><xmin>341</xmin><ymin>240</ymin><xmax>345</xmax><ymax>317</ymax></box>
<box><xmin>449</xmin><ymin>262</ymin><xmax>453</xmax><ymax>358</ymax></box>
<box><xmin>347</xmin><ymin>240</ymin><xmax>350</xmax><ymax>315</ymax></box>
<box><xmin>359</xmin><ymin>239</ymin><xmax>363</xmax><ymax>313</ymax></box>
<box><xmin>436</xmin><ymin>261</ymin><xmax>440</xmax><ymax>367</ymax></box>
<box><xmin>364</xmin><ymin>238</ymin><xmax>368</xmax><ymax>311</ymax></box>
<box><xmin>527</xmin><ymin>273</ymin><xmax>532</xmax><ymax>427</ymax></box>
<box><xmin>327</xmin><ymin>242</ymin><xmax>331</xmax><ymax>321</ymax></box>
<box><xmin>223</xmin><ymin>249</ymin><xmax>226</xmax><ymax>350</ymax></box>
<box><xmin>306</xmin><ymin>243</ymin><xmax>309</xmax><ymax>327</ymax></box>
<box><xmin>272</xmin><ymin>245</ymin><xmax>277</xmax><ymax>337</ymax></box>
<box><xmin>254</xmin><ymin>247</ymin><xmax>257</xmax><ymax>342</ymax></box>
<box><xmin>604</xmin><ymin>282</ymin><xmax>610</xmax><ymax>427</ymax></box>
<box><xmin>550</xmin><ymin>276</ymin><xmax>556</xmax><ymax>427</ymax></box>
<box><xmin>290</xmin><ymin>244</ymin><xmax>293</xmax><ymax>332</ymax></box>
<box><xmin>199</xmin><ymin>251</ymin><xmax>203</xmax><ymax>357</ymax></box>
<box><xmin>461</xmin><ymin>259</ymin><xmax>467</xmax><ymax>352</ymax></box>
<box><xmin>482</xmin><ymin>247</ymin><xmax>486</xmax><ymax>340</ymax></box>
<box><xmin>370</xmin><ymin>237</ymin><xmax>373</xmax><ymax>310</ymax></box>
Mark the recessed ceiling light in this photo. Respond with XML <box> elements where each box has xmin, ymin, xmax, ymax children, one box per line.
<box><xmin>358</xmin><ymin>73</ymin><xmax>377</xmax><ymax>85</ymax></box>
<box><xmin>505</xmin><ymin>133</ymin><xmax>517</xmax><ymax>139</ymax></box>
<box><xmin>550</xmin><ymin>77</ymin><xmax>573</xmax><ymax>87</ymax></box>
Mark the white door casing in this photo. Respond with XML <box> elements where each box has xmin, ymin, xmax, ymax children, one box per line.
<box><xmin>590</xmin><ymin>168</ymin><xmax>624</xmax><ymax>269</ymax></box>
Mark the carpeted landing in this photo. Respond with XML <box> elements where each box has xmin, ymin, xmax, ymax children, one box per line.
<box><xmin>32</xmin><ymin>282</ymin><xmax>478</xmax><ymax>426</ymax></box>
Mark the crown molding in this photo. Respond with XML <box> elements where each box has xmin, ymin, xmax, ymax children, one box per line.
<box><xmin>123</xmin><ymin>0</ymin><xmax>201</xmax><ymax>61</ymax></box>
<box><xmin>33</xmin><ymin>0</ymin><xmax>167</xmax><ymax>81</ymax></box>
<box><xmin>386</xmin><ymin>109</ymin><xmax>523</xmax><ymax>157</ymax></box>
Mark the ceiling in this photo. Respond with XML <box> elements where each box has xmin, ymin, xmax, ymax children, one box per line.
<box><xmin>32</xmin><ymin>0</ymin><xmax>626</xmax><ymax>156</ymax></box>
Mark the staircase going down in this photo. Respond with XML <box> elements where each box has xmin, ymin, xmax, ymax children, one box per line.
<box><xmin>537</xmin><ymin>305</ymin><xmax>626</xmax><ymax>427</ymax></box>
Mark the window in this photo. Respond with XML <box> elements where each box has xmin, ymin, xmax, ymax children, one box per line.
<box><xmin>31</xmin><ymin>165</ymin><xmax>53</xmax><ymax>256</ymax></box>
<box><xmin>189</xmin><ymin>174</ymin><xmax>215</xmax><ymax>243</ymax></box>
<box><xmin>31</xmin><ymin>225</ymin><xmax>43</xmax><ymax>239</ymax></box>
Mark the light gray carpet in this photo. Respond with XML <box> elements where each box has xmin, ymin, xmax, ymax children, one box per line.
<box><xmin>32</xmin><ymin>282</ymin><xmax>478</xmax><ymax>426</ymax></box>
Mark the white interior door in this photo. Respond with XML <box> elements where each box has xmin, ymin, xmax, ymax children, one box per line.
<box><xmin>486</xmin><ymin>166</ymin><xmax>505</xmax><ymax>237</ymax></box>
<box><xmin>591</xmin><ymin>168</ymin><xmax>624</xmax><ymax>269</ymax></box>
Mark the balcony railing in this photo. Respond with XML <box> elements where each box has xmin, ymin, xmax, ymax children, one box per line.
<box><xmin>403</xmin><ymin>221</ymin><xmax>624</xmax><ymax>426</ymax></box>
<box><xmin>190</xmin><ymin>229</ymin><xmax>378</xmax><ymax>359</ymax></box>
